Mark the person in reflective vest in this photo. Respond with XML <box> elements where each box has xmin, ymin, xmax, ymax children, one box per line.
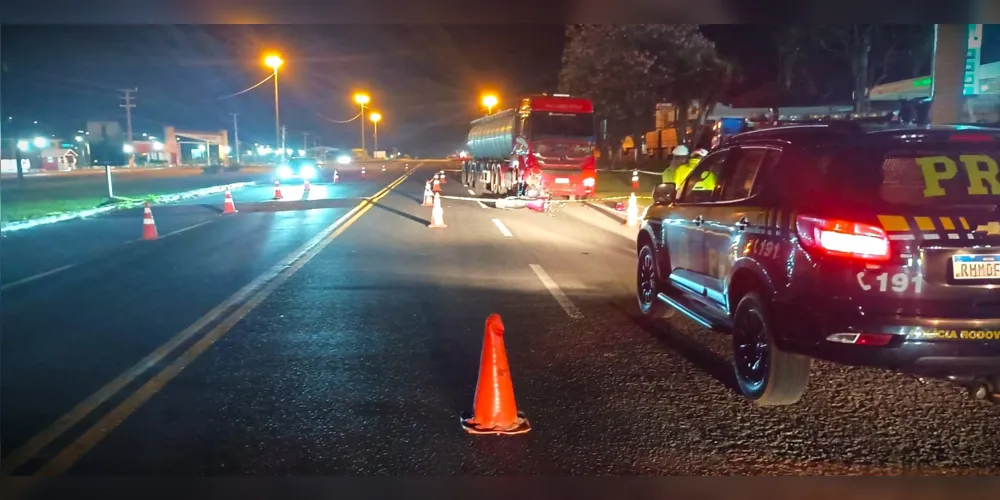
<box><xmin>675</xmin><ymin>148</ymin><xmax>708</xmax><ymax>188</ymax></box>
<box><xmin>661</xmin><ymin>145</ymin><xmax>689</xmax><ymax>184</ymax></box>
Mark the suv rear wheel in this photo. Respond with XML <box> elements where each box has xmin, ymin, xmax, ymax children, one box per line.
<box><xmin>636</xmin><ymin>244</ymin><xmax>676</xmax><ymax>320</ymax></box>
<box><xmin>731</xmin><ymin>292</ymin><xmax>810</xmax><ymax>406</ymax></box>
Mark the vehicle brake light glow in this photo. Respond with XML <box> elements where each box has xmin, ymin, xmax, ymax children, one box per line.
<box><xmin>795</xmin><ymin>215</ymin><xmax>890</xmax><ymax>261</ymax></box>
<box><xmin>826</xmin><ymin>333</ymin><xmax>894</xmax><ymax>346</ymax></box>
<box><xmin>582</xmin><ymin>177</ymin><xmax>595</xmax><ymax>187</ymax></box>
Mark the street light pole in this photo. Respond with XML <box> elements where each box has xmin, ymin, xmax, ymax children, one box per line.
<box><xmin>264</xmin><ymin>54</ymin><xmax>284</xmax><ymax>164</ymax></box>
<box><xmin>354</xmin><ymin>92</ymin><xmax>370</xmax><ymax>159</ymax></box>
<box><xmin>273</xmin><ymin>69</ymin><xmax>280</xmax><ymax>163</ymax></box>
<box><xmin>370</xmin><ymin>112</ymin><xmax>382</xmax><ymax>154</ymax></box>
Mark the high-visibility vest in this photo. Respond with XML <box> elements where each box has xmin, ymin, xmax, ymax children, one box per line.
<box><xmin>674</xmin><ymin>157</ymin><xmax>702</xmax><ymax>187</ymax></box>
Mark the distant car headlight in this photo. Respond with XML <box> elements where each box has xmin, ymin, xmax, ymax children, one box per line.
<box><xmin>301</xmin><ymin>165</ymin><xmax>317</xmax><ymax>179</ymax></box>
<box><xmin>336</xmin><ymin>155</ymin><xmax>351</xmax><ymax>164</ymax></box>
<box><xmin>277</xmin><ymin>165</ymin><xmax>292</xmax><ymax>179</ymax></box>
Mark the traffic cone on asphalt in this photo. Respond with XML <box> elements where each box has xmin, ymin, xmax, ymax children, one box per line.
<box><xmin>333</xmin><ymin>169</ymin><xmax>340</xmax><ymax>184</ymax></box>
<box><xmin>381</xmin><ymin>164</ymin><xmax>386</xmax><ymax>172</ymax></box>
<box><xmin>223</xmin><ymin>189</ymin><xmax>238</xmax><ymax>214</ymax></box>
<box><xmin>303</xmin><ymin>178</ymin><xmax>311</xmax><ymax>193</ymax></box>
<box><xmin>631</xmin><ymin>169</ymin><xmax>640</xmax><ymax>190</ymax></box>
<box><xmin>432</xmin><ymin>174</ymin><xmax>441</xmax><ymax>193</ymax></box>
<box><xmin>361</xmin><ymin>166</ymin><xmax>366</xmax><ymax>178</ymax></box>
<box><xmin>439</xmin><ymin>170</ymin><xmax>447</xmax><ymax>184</ymax></box>
<box><xmin>625</xmin><ymin>192</ymin><xmax>639</xmax><ymax>228</ymax></box>
<box><xmin>422</xmin><ymin>181</ymin><xmax>434</xmax><ymax>207</ymax></box>
<box><xmin>428</xmin><ymin>193</ymin><xmax>447</xmax><ymax>228</ymax></box>
<box><xmin>460</xmin><ymin>314</ymin><xmax>530</xmax><ymax>435</ymax></box>
<box><xmin>273</xmin><ymin>180</ymin><xmax>283</xmax><ymax>200</ymax></box>
<box><xmin>142</xmin><ymin>202</ymin><xmax>158</xmax><ymax>240</ymax></box>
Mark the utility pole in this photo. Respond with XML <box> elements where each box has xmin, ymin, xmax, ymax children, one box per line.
<box><xmin>303</xmin><ymin>131</ymin><xmax>309</xmax><ymax>153</ymax></box>
<box><xmin>230</xmin><ymin>112</ymin><xmax>241</xmax><ymax>164</ymax></box>
<box><xmin>119</xmin><ymin>88</ymin><xmax>137</xmax><ymax>167</ymax></box>
<box><xmin>281</xmin><ymin>125</ymin><xmax>287</xmax><ymax>162</ymax></box>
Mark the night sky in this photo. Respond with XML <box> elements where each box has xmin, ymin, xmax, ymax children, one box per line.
<box><xmin>1</xmin><ymin>25</ymin><xmax>769</xmax><ymax>157</ymax></box>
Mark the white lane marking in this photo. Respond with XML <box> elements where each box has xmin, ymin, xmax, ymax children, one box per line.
<box><xmin>158</xmin><ymin>220</ymin><xmax>214</xmax><ymax>240</ymax></box>
<box><xmin>468</xmin><ymin>189</ymin><xmax>476</xmax><ymax>196</ymax></box>
<box><xmin>529</xmin><ymin>264</ymin><xmax>583</xmax><ymax>319</ymax></box>
<box><xmin>0</xmin><ymin>221</ymin><xmax>215</xmax><ymax>292</ymax></box>
<box><xmin>477</xmin><ymin>201</ymin><xmax>488</xmax><ymax>209</ymax></box>
<box><xmin>492</xmin><ymin>218</ymin><xmax>513</xmax><ymax>237</ymax></box>
<box><xmin>1</xmin><ymin>264</ymin><xmax>77</xmax><ymax>291</ymax></box>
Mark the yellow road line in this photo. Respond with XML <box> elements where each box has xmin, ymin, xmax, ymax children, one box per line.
<box><xmin>2</xmin><ymin>167</ymin><xmax>417</xmax><ymax>477</ymax></box>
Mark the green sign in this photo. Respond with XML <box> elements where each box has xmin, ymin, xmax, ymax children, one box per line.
<box><xmin>912</xmin><ymin>77</ymin><xmax>932</xmax><ymax>88</ymax></box>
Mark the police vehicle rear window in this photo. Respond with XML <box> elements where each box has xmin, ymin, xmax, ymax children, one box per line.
<box><xmin>842</xmin><ymin>143</ymin><xmax>1000</xmax><ymax>207</ymax></box>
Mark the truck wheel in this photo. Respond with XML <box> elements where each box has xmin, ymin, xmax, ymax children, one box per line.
<box><xmin>636</xmin><ymin>244</ymin><xmax>676</xmax><ymax>320</ymax></box>
<box><xmin>731</xmin><ymin>292</ymin><xmax>810</xmax><ymax>406</ymax></box>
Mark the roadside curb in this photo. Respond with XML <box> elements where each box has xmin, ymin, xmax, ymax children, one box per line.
<box><xmin>1</xmin><ymin>181</ymin><xmax>258</xmax><ymax>233</ymax></box>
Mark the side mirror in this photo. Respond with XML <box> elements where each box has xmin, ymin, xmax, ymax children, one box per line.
<box><xmin>653</xmin><ymin>183</ymin><xmax>676</xmax><ymax>205</ymax></box>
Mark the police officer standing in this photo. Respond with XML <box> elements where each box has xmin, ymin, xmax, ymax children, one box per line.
<box><xmin>675</xmin><ymin>148</ymin><xmax>708</xmax><ymax>188</ymax></box>
<box><xmin>661</xmin><ymin>145</ymin><xmax>689</xmax><ymax>184</ymax></box>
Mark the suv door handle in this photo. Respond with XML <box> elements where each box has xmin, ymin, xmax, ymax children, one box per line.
<box><xmin>692</xmin><ymin>215</ymin><xmax>704</xmax><ymax>226</ymax></box>
<box><xmin>735</xmin><ymin>217</ymin><xmax>749</xmax><ymax>231</ymax></box>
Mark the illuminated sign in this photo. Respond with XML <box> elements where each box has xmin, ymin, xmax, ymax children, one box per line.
<box><xmin>964</xmin><ymin>24</ymin><xmax>983</xmax><ymax>96</ymax></box>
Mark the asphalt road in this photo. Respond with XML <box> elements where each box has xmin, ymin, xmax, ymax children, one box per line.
<box><xmin>2</xmin><ymin>160</ymin><xmax>999</xmax><ymax>477</ymax></box>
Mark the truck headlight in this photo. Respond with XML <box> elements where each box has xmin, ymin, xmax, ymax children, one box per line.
<box><xmin>336</xmin><ymin>155</ymin><xmax>351</xmax><ymax>164</ymax></box>
<box><xmin>277</xmin><ymin>165</ymin><xmax>292</xmax><ymax>179</ymax></box>
<box><xmin>301</xmin><ymin>165</ymin><xmax>317</xmax><ymax>179</ymax></box>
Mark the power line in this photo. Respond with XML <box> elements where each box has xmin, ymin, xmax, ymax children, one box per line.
<box><xmin>206</xmin><ymin>72</ymin><xmax>274</xmax><ymax>101</ymax></box>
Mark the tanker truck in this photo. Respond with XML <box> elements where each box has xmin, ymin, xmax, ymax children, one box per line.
<box><xmin>463</xmin><ymin>95</ymin><xmax>598</xmax><ymax>199</ymax></box>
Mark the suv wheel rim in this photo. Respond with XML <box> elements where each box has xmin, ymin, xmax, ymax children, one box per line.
<box><xmin>638</xmin><ymin>249</ymin><xmax>656</xmax><ymax>310</ymax></box>
<box><xmin>734</xmin><ymin>307</ymin><xmax>769</xmax><ymax>389</ymax></box>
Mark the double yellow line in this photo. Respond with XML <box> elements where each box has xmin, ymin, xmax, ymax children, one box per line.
<box><xmin>1</xmin><ymin>166</ymin><xmax>418</xmax><ymax>477</ymax></box>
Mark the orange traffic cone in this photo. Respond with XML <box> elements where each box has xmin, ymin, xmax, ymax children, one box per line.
<box><xmin>303</xmin><ymin>178</ymin><xmax>311</xmax><ymax>193</ymax></box>
<box><xmin>624</xmin><ymin>192</ymin><xmax>639</xmax><ymax>228</ymax></box>
<box><xmin>142</xmin><ymin>202</ymin><xmax>159</xmax><ymax>240</ymax></box>
<box><xmin>422</xmin><ymin>181</ymin><xmax>434</xmax><ymax>207</ymax></box>
<box><xmin>439</xmin><ymin>170</ymin><xmax>447</xmax><ymax>184</ymax></box>
<box><xmin>631</xmin><ymin>169</ymin><xmax>639</xmax><ymax>190</ymax></box>
<box><xmin>460</xmin><ymin>314</ymin><xmax>530</xmax><ymax>435</ymax></box>
<box><xmin>333</xmin><ymin>169</ymin><xmax>340</xmax><ymax>183</ymax></box>
<box><xmin>361</xmin><ymin>166</ymin><xmax>366</xmax><ymax>178</ymax></box>
<box><xmin>428</xmin><ymin>193</ymin><xmax>447</xmax><ymax>228</ymax></box>
<box><xmin>273</xmin><ymin>180</ymin><xmax>283</xmax><ymax>200</ymax></box>
<box><xmin>432</xmin><ymin>174</ymin><xmax>441</xmax><ymax>193</ymax></box>
<box><xmin>381</xmin><ymin>164</ymin><xmax>386</xmax><ymax>172</ymax></box>
<box><xmin>223</xmin><ymin>189</ymin><xmax>238</xmax><ymax>214</ymax></box>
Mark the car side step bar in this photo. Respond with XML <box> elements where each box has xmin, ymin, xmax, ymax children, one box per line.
<box><xmin>657</xmin><ymin>292</ymin><xmax>727</xmax><ymax>331</ymax></box>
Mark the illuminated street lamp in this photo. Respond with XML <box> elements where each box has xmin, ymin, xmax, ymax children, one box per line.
<box><xmin>33</xmin><ymin>136</ymin><xmax>48</xmax><ymax>149</ymax></box>
<box><xmin>482</xmin><ymin>94</ymin><xmax>498</xmax><ymax>115</ymax></box>
<box><xmin>17</xmin><ymin>140</ymin><xmax>29</xmax><ymax>151</ymax></box>
<box><xmin>123</xmin><ymin>144</ymin><xmax>134</xmax><ymax>154</ymax></box>
<box><xmin>264</xmin><ymin>53</ymin><xmax>284</xmax><ymax>162</ymax></box>
<box><xmin>370</xmin><ymin>111</ymin><xmax>382</xmax><ymax>153</ymax></box>
<box><xmin>354</xmin><ymin>92</ymin><xmax>370</xmax><ymax>157</ymax></box>
<box><xmin>75</xmin><ymin>135</ymin><xmax>84</xmax><ymax>142</ymax></box>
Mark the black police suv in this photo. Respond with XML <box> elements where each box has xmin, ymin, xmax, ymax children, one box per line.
<box><xmin>637</xmin><ymin>122</ymin><xmax>1000</xmax><ymax>406</ymax></box>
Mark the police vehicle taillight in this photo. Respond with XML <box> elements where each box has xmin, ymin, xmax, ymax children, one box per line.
<box><xmin>795</xmin><ymin>215</ymin><xmax>890</xmax><ymax>262</ymax></box>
